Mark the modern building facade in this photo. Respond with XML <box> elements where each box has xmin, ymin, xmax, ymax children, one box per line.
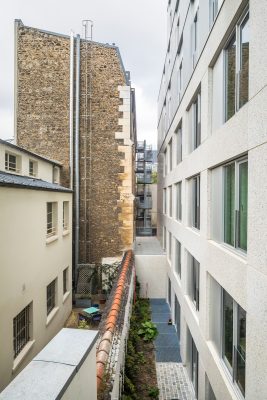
<box><xmin>136</xmin><ymin>141</ymin><xmax>154</xmax><ymax>236</ymax></box>
<box><xmin>14</xmin><ymin>20</ymin><xmax>136</xmax><ymax>275</ymax></box>
<box><xmin>0</xmin><ymin>139</ymin><xmax>72</xmax><ymax>391</ymax></box>
<box><xmin>158</xmin><ymin>0</ymin><xmax>267</xmax><ymax>399</ymax></box>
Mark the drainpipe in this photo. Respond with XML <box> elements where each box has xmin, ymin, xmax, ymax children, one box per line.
<box><xmin>74</xmin><ymin>35</ymin><xmax>81</xmax><ymax>289</ymax></box>
<box><xmin>69</xmin><ymin>31</ymin><xmax>74</xmax><ymax>190</ymax></box>
<box><xmin>14</xmin><ymin>20</ymin><xmax>21</xmax><ymax>144</ymax></box>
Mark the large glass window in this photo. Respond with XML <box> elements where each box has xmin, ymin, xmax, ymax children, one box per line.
<box><xmin>225</xmin><ymin>10</ymin><xmax>249</xmax><ymax>121</ymax></box>
<box><xmin>192</xmin><ymin>257</ymin><xmax>200</xmax><ymax>311</ymax></box>
<box><xmin>224</xmin><ymin>159</ymin><xmax>248</xmax><ymax>251</ymax></box>
<box><xmin>169</xmin><ymin>138</ymin><xmax>173</xmax><ymax>172</ymax></box>
<box><xmin>209</xmin><ymin>0</ymin><xmax>218</xmax><ymax>27</ymax></box>
<box><xmin>175</xmin><ymin>239</ymin><xmax>181</xmax><ymax>277</ymax></box>
<box><xmin>176</xmin><ymin>182</ymin><xmax>182</xmax><ymax>221</ymax></box>
<box><xmin>175</xmin><ymin>296</ymin><xmax>181</xmax><ymax>343</ymax></box>
<box><xmin>194</xmin><ymin>92</ymin><xmax>201</xmax><ymax>149</ymax></box>
<box><xmin>192</xmin><ymin>175</ymin><xmax>200</xmax><ymax>230</ymax></box>
<box><xmin>176</xmin><ymin>123</ymin><xmax>182</xmax><ymax>164</ymax></box>
<box><xmin>168</xmin><ymin>185</ymin><xmax>173</xmax><ymax>217</ymax></box>
<box><xmin>163</xmin><ymin>188</ymin><xmax>167</xmax><ymax>215</ymax></box>
<box><xmin>168</xmin><ymin>232</ymin><xmax>172</xmax><ymax>261</ymax></box>
<box><xmin>222</xmin><ymin>289</ymin><xmax>246</xmax><ymax>397</ymax></box>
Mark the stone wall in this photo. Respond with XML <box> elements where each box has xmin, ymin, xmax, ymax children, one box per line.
<box><xmin>16</xmin><ymin>21</ymin><xmax>135</xmax><ymax>264</ymax></box>
<box><xmin>16</xmin><ymin>23</ymin><xmax>71</xmax><ymax>187</ymax></box>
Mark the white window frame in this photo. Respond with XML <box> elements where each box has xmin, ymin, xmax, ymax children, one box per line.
<box><xmin>63</xmin><ymin>201</ymin><xmax>70</xmax><ymax>231</ymax></box>
<box><xmin>5</xmin><ymin>152</ymin><xmax>21</xmax><ymax>173</ymax></box>
<box><xmin>176</xmin><ymin>181</ymin><xmax>182</xmax><ymax>221</ymax></box>
<box><xmin>46</xmin><ymin>202</ymin><xmax>58</xmax><ymax>238</ymax></box>
<box><xmin>224</xmin><ymin>8</ymin><xmax>249</xmax><ymax>121</ymax></box>
<box><xmin>29</xmin><ymin>159</ymin><xmax>38</xmax><ymax>177</ymax></box>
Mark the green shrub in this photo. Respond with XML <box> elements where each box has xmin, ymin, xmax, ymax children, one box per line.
<box><xmin>148</xmin><ymin>386</ymin><xmax>159</xmax><ymax>398</ymax></box>
<box><xmin>138</xmin><ymin>321</ymin><xmax>158</xmax><ymax>341</ymax></box>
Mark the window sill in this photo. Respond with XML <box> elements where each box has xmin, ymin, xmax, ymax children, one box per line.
<box><xmin>12</xmin><ymin>340</ymin><xmax>35</xmax><ymax>373</ymax></box>
<box><xmin>186</xmin><ymin>226</ymin><xmax>200</xmax><ymax>236</ymax></box>
<box><xmin>208</xmin><ymin>240</ymin><xmax>247</xmax><ymax>262</ymax></box>
<box><xmin>46</xmin><ymin>235</ymin><xmax>58</xmax><ymax>245</ymax></box>
<box><xmin>63</xmin><ymin>291</ymin><xmax>71</xmax><ymax>304</ymax></box>
<box><xmin>46</xmin><ymin>307</ymin><xmax>59</xmax><ymax>326</ymax></box>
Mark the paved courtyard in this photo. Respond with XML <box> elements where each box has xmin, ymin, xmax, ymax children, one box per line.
<box><xmin>150</xmin><ymin>299</ymin><xmax>195</xmax><ymax>400</ymax></box>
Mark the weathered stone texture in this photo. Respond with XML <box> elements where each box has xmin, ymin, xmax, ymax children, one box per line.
<box><xmin>16</xmin><ymin>26</ymin><xmax>70</xmax><ymax>187</ymax></box>
<box><xmin>16</xmin><ymin>24</ymin><xmax>135</xmax><ymax>264</ymax></box>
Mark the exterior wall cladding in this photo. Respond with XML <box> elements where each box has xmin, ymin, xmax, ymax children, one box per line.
<box><xmin>158</xmin><ymin>1</ymin><xmax>267</xmax><ymax>400</ymax></box>
<box><xmin>15</xmin><ymin>21</ymin><xmax>136</xmax><ymax>264</ymax></box>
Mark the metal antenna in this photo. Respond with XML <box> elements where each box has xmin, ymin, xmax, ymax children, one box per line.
<box><xmin>82</xmin><ymin>20</ymin><xmax>93</xmax><ymax>41</ymax></box>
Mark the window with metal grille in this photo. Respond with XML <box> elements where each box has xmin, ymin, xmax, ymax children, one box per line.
<box><xmin>63</xmin><ymin>268</ymin><xmax>68</xmax><ymax>294</ymax></box>
<box><xmin>47</xmin><ymin>202</ymin><xmax>57</xmax><ymax>238</ymax></box>
<box><xmin>13</xmin><ymin>304</ymin><xmax>31</xmax><ymax>359</ymax></box>
<box><xmin>47</xmin><ymin>279</ymin><xmax>56</xmax><ymax>315</ymax></box>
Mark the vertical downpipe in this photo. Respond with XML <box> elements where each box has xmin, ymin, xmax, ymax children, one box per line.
<box><xmin>74</xmin><ymin>35</ymin><xmax>81</xmax><ymax>289</ymax></box>
<box><xmin>14</xmin><ymin>20</ymin><xmax>20</xmax><ymax>144</ymax></box>
<box><xmin>69</xmin><ymin>31</ymin><xmax>74</xmax><ymax>190</ymax></box>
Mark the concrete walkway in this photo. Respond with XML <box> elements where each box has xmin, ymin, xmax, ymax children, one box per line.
<box><xmin>150</xmin><ymin>299</ymin><xmax>195</xmax><ymax>400</ymax></box>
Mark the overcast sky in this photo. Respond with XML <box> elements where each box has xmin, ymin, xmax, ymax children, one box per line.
<box><xmin>0</xmin><ymin>0</ymin><xmax>167</xmax><ymax>148</ymax></box>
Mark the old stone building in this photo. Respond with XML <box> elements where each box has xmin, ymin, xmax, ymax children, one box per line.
<box><xmin>15</xmin><ymin>20</ymin><xmax>136</xmax><ymax>270</ymax></box>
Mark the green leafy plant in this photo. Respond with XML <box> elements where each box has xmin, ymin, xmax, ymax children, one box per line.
<box><xmin>138</xmin><ymin>321</ymin><xmax>158</xmax><ymax>341</ymax></box>
<box><xmin>148</xmin><ymin>386</ymin><xmax>160</xmax><ymax>398</ymax></box>
<box><xmin>78</xmin><ymin>320</ymin><xmax>89</xmax><ymax>329</ymax></box>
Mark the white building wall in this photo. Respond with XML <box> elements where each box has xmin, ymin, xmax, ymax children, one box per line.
<box><xmin>0</xmin><ymin>187</ymin><xmax>72</xmax><ymax>391</ymax></box>
<box><xmin>158</xmin><ymin>0</ymin><xmax>267</xmax><ymax>399</ymax></box>
<box><xmin>0</xmin><ymin>141</ymin><xmax>59</xmax><ymax>183</ymax></box>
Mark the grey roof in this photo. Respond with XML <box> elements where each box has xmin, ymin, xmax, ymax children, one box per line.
<box><xmin>0</xmin><ymin>138</ymin><xmax>62</xmax><ymax>166</ymax></box>
<box><xmin>0</xmin><ymin>328</ymin><xmax>98</xmax><ymax>400</ymax></box>
<box><xmin>0</xmin><ymin>171</ymin><xmax>72</xmax><ymax>193</ymax></box>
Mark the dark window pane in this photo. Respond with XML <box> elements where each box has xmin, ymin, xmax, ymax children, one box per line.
<box><xmin>238</xmin><ymin>161</ymin><xmax>248</xmax><ymax>251</ymax></box>
<box><xmin>193</xmin><ymin>176</ymin><xmax>200</xmax><ymax>229</ymax></box>
<box><xmin>224</xmin><ymin>164</ymin><xmax>235</xmax><ymax>246</ymax></box>
<box><xmin>236</xmin><ymin>306</ymin><xmax>246</xmax><ymax>396</ymax></box>
<box><xmin>175</xmin><ymin>296</ymin><xmax>180</xmax><ymax>343</ymax></box>
<box><xmin>223</xmin><ymin>290</ymin><xmax>233</xmax><ymax>369</ymax></box>
<box><xmin>191</xmin><ymin>338</ymin><xmax>199</xmax><ymax>396</ymax></box>
<box><xmin>225</xmin><ymin>34</ymin><xmax>236</xmax><ymax>121</ymax></box>
<box><xmin>239</xmin><ymin>14</ymin><xmax>249</xmax><ymax>109</ymax></box>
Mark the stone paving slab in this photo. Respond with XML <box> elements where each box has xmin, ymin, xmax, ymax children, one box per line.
<box><xmin>151</xmin><ymin>304</ymin><xmax>170</xmax><ymax>313</ymax></box>
<box><xmin>156</xmin><ymin>362</ymin><xmax>195</xmax><ymax>400</ymax></box>
<box><xmin>152</xmin><ymin>313</ymin><xmax>171</xmax><ymax>323</ymax></box>
<box><xmin>157</xmin><ymin>324</ymin><xmax>177</xmax><ymax>334</ymax></box>
<box><xmin>155</xmin><ymin>348</ymin><xmax>182</xmax><ymax>362</ymax></box>
<box><xmin>155</xmin><ymin>333</ymin><xmax>180</xmax><ymax>347</ymax></box>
